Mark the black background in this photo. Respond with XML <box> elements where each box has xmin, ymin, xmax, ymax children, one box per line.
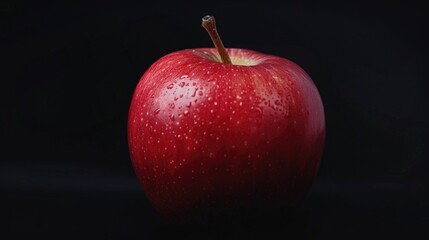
<box><xmin>2</xmin><ymin>1</ymin><xmax>428</xmax><ymax>239</ymax></box>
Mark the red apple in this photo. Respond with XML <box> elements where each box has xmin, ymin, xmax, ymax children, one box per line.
<box><xmin>128</xmin><ymin>16</ymin><xmax>325</xmax><ymax>223</ymax></box>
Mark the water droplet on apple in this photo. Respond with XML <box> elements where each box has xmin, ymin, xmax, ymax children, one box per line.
<box><xmin>168</xmin><ymin>102</ymin><xmax>175</xmax><ymax>109</ymax></box>
<box><xmin>179</xmin><ymin>82</ymin><xmax>186</xmax><ymax>87</ymax></box>
<box><xmin>198</xmin><ymin>91</ymin><xmax>203</xmax><ymax>96</ymax></box>
<box><xmin>167</xmin><ymin>84</ymin><xmax>174</xmax><ymax>89</ymax></box>
<box><xmin>186</xmin><ymin>102</ymin><xmax>192</xmax><ymax>108</ymax></box>
<box><xmin>274</xmin><ymin>100</ymin><xmax>281</xmax><ymax>105</ymax></box>
<box><xmin>169</xmin><ymin>114</ymin><xmax>175</xmax><ymax>121</ymax></box>
<box><xmin>154</xmin><ymin>109</ymin><xmax>160</xmax><ymax>114</ymax></box>
<box><xmin>252</xmin><ymin>107</ymin><xmax>263</xmax><ymax>115</ymax></box>
<box><xmin>183</xmin><ymin>110</ymin><xmax>189</xmax><ymax>115</ymax></box>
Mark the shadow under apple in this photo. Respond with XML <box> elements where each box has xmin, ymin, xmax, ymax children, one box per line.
<box><xmin>150</xmin><ymin>204</ymin><xmax>311</xmax><ymax>239</ymax></box>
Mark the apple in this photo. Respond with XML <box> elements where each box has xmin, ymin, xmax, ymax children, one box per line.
<box><xmin>128</xmin><ymin>15</ymin><xmax>325</xmax><ymax>224</ymax></box>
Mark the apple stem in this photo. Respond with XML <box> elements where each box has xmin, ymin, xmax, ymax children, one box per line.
<box><xmin>202</xmin><ymin>15</ymin><xmax>232</xmax><ymax>65</ymax></box>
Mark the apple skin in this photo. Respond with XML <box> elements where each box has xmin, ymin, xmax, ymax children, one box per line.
<box><xmin>128</xmin><ymin>48</ymin><xmax>325</xmax><ymax>223</ymax></box>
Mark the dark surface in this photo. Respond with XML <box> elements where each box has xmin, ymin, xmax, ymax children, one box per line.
<box><xmin>2</xmin><ymin>1</ymin><xmax>428</xmax><ymax>239</ymax></box>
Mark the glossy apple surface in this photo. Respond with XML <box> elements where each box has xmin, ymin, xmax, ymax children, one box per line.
<box><xmin>128</xmin><ymin>48</ymin><xmax>325</xmax><ymax>222</ymax></box>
